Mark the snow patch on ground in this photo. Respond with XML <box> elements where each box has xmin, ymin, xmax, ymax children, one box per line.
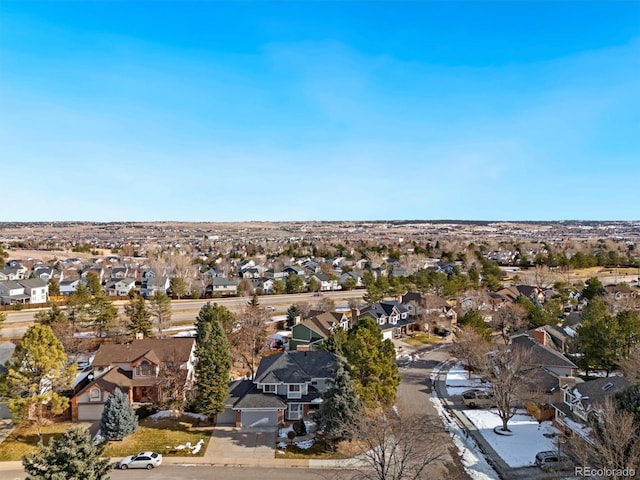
<box><xmin>149</xmin><ymin>410</ymin><xmax>208</xmax><ymax>422</ymax></box>
<box><xmin>445</xmin><ymin>362</ymin><xmax>488</xmax><ymax>396</ymax></box>
<box><xmin>430</xmin><ymin>364</ymin><xmax>499</xmax><ymax>480</ymax></box>
<box><xmin>296</xmin><ymin>439</ymin><xmax>314</xmax><ymax>449</ymax></box>
<box><xmin>463</xmin><ymin>409</ymin><xmax>560</xmax><ymax>468</ymax></box>
<box><xmin>174</xmin><ymin>438</ymin><xmax>205</xmax><ymax>454</ymax></box>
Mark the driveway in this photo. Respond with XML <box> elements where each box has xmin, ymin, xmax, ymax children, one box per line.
<box><xmin>203</xmin><ymin>427</ymin><xmax>276</xmax><ymax>462</ymax></box>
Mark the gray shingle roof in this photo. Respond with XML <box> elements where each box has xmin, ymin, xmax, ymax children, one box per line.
<box><xmin>253</xmin><ymin>351</ymin><xmax>338</xmax><ymax>384</ymax></box>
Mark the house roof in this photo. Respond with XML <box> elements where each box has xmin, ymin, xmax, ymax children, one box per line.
<box><xmin>0</xmin><ymin>280</ymin><xmax>24</xmax><ymax>290</ymax></box>
<box><xmin>512</xmin><ymin>335</ymin><xmax>578</xmax><ymax>370</ymax></box>
<box><xmin>92</xmin><ymin>338</ymin><xmax>194</xmax><ymax>367</ymax></box>
<box><xmin>230</xmin><ymin>380</ymin><xmax>287</xmax><ymax>409</ymax></box>
<box><xmin>18</xmin><ymin>279</ymin><xmax>49</xmax><ymax>289</ymax></box>
<box><xmin>253</xmin><ymin>351</ymin><xmax>339</xmax><ymax>385</ymax></box>
<box><xmin>573</xmin><ymin>376</ymin><xmax>630</xmax><ymax>405</ymax></box>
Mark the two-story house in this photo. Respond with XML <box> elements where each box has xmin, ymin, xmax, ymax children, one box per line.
<box><xmin>18</xmin><ymin>279</ymin><xmax>49</xmax><ymax>304</ymax></box>
<box><xmin>207</xmin><ymin>277</ymin><xmax>238</xmax><ymax>296</ymax></box>
<box><xmin>401</xmin><ymin>291</ymin><xmax>458</xmax><ymax>332</ymax></box>
<box><xmin>70</xmin><ymin>338</ymin><xmax>196</xmax><ymax>421</ymax></box>
<box><xmin>289</xmin><ymin>310</ymin><xmax>355</xmax><ymax>351</ymax></box>
<box><xmin>104</xmin><ymin>278</ymin><xmax>136</xmax><ymax>297</ymax></box>
<box><xmin>309</xmin><ymin>273</ymin><xmax>339</xmax><ymax>291</ymax></box>
<box><xmin>219</xmin><ymin>351</ymin><xmax>339</xmax><ymax>428</ymax></box>
<box><xmin>359</xmin><ymin>301</ymin><xmax>414</xmax><ymax>340</ymax></box>
<box><xmin>553</xmin><ymin>376</ymin><xmax>630</xmax><ymax>440</ymax></box>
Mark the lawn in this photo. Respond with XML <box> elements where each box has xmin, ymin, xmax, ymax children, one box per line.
<box><xmin>0</xmin><ymin>421</ymin><xmax>77</xmax><ymax>461</ymax></box>
<box><xmin>103</xmin><ymin>414</ymin><xmax>211</xmax><ymax>457</ymax></box>
<box><xmin>403</xmin><ymin>332</ymin><xmax>445</xmax><ymax>347</ymax></box>
<box><xmin>0</xmin><ymin>415</ymin><xmax>211</xmax><ymax>461</ymax></box>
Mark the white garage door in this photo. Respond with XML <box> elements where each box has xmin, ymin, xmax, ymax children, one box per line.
<box><xmin>216</xmin><ymin>408</ymin><xmax>236</xmax><ymax>426</ymax></box>
<box><xmin>241</xmin><ymin>410</ymin><xmax>278</xmax><ymax>428</ymax></box>
<box><xmin>77</xmin><ymin>404</ymin><xmax>105</xmax><ymax>421</ymax></box>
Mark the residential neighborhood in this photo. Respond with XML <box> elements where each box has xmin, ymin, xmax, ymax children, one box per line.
<box><xmin>0</xmin><ymin>220</ymin><xmax>639</xmax><ymax>479</ymax></box>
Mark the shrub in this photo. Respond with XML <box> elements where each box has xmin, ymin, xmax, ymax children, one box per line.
<box><xmin>287</xmin><ymin>430</ymin><xmax>297</xmax><ymax>444</ymax></box>
<box><xmin>293</xmin><ymin>418</ymin><xmax>307</xmax><ymax>436</ymax></box>
<box><xmin>135</xmin><ymin>404</ymin><xmax>158</xmax><ymax>420</ymax></box>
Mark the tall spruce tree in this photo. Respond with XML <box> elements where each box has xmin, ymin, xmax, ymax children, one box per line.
<box><xmin>99</xmin><ymin>388</ymin><xmax>138</xmax><ymax>440</ymax></box>
<box><xmin>124</xmin><ymin>294</ymin><xmax>152</xmax><ymax>338</ymax></box>
<box><xmin>343</xmin><ymin>317</ymin><xmax>400</xmax><ymax>407</ymax></box>
<box><xmin>313</xmin><ymin>361</ymin><xmax>362</xmax><ymax>445</ymax></box>
<box><xmin>194</xmin><ymin>303</ymin><xmax>232</xmax><ymax>418</ymax></box>
<box><xmin>23</xmin><ymin>426</ymin><xmax>111</xmax><ymax>480</ymax></box>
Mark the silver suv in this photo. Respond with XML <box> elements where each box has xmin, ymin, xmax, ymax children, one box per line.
<box><xmin>535</xmin><ymin>451</ymin><xmax>573</xmax><ymax>471</ymax></box>
<box><xmin>461</xmin><ymin>389</ymin><xmax>495</xmax><ymax>408</ymax></box>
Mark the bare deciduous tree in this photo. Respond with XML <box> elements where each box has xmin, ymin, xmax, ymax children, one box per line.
<box><xmin>483</xmin><ymin>344</ymin><xmax>532</xmax><ymax>432</ymax></box>
<box><xmin>230</xmin><ymin>303</ymin><xmax>269</xmax><ymax>378</ymax></box>
<box><xmin>158</xmin><ymin>350</ymin><xmax>192</xmax><ymax>414</ymax></box>
<box><xmin>346</xmin><ymin>410</ymin><xmax>449</xmax><ymax>480</ymax></box>
<box><xmin>490</xmin><ymin>303</ymin><xmax>527</xmax><ymax>344</ymax></box>
<box><xmin>451</xmin><ymin>326</ymin><xmax>490</xmax><ymax>379</ymax></box>
<box><xmin>566</xmin><ymin>399</ymin><xmax>640</xmax><ymax>478</ymax></box>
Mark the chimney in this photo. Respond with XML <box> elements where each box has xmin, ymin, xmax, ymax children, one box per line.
<box><xmin>350</xmin><ymin>308</ymin><xmax>360</xmax><ymax>327</ymax></box>
<box><xmin>532</xmin><ymin>327</ymin><xmax>547</xmax><ymax>346</ymax></box>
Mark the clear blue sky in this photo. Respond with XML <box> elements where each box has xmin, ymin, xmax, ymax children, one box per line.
<box><xmin>1</xmin><ymin>1</ymin><xmax>639</xmax><ymax>222</ymax></box>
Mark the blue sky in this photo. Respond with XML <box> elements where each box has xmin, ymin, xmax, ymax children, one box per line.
<box><xmin>1</xmin><ymin>1</ymin><xmax>639</xmax><ymax>222</ymax></box>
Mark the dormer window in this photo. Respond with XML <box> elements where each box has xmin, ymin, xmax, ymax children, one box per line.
<box><xmin>136</xmin><ymin>360</ymin><xmax>154</xmax><ymax>377</ymax></box>
<box><xmin>263</xmin><ymin>384</ymin><xmax>276</xmax><ymax>393</ymax></box>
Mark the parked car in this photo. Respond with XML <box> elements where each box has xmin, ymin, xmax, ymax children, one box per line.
<box><xmin>265</xmin><ymin>305</ymin><xmax>276</xmax><ymax>311</ymax></box>
<box><xmin>535</xmin><ymin>451</ymin><xmax>573</xmax><ymax>471</ymax></box>
<box><xmin>461</xmin><ymin>389</ymin><xmax>495</xmax><ymax>408</ymax></box>
<box><xmin>117</xmin><ymin>452</ymin><xmax>163</xmax><ymax>470</ymax></box>
<box><xmin>313</xmin><ymin>292</ymin><xmax>322</xmax><ymax>297</ymax></box>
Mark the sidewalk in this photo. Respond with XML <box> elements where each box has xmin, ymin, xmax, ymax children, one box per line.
<box><xmin>433</xmin><ymin>360</ymin><xmax>512</xmax><ymax>480</ymax></box>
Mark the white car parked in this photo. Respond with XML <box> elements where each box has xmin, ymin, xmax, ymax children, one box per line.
<box><xmin>117</xmin><ymin>451</ymin><xmax>163</xmax><ymax>470</ymax></box>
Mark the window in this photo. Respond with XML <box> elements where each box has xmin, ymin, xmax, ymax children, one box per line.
<box><xmin>90</xmin><ymin>388</ymin><xmax>100</xmax><ymax>401</ymax></box>
<box><xmin>264</xmin><ymin>384</ymin><xmax>276</xmax><ymax>393</ymax></box>
<box><xmin>136</xmin><ymin>360</ymin><xmax>155</xmax><ymax>377</ymax></box>
<box><xmin>289</xmin><ymin>384</ymin><xmax>301</xmax><ymax>392</ymax></box>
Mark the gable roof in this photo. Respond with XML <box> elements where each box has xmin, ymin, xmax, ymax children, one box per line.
<box><xmin>512</xmin><ymin>335</ymin><xmax>578</xmax><ymax>370</ymax></box>
<box><xmin>573</xmin><ymin>376</ymin><xmax>630</xmax><ymax>406</ymax></box>
<box><xmin>92</xmin><ymin>338</ymin><xmax>194</xmax><ymax>367</ymax></box>
<box><xmin>253</xmin><ymin>351</ymin><xmax>339</xmax><ymax>385</ymax></box>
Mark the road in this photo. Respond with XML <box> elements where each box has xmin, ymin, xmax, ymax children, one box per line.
<box><xmin>396</xmin><ymin>344</ymin><xmax>472</xmax><ymax>480</ymax></box>
<box><xmin>0</xmin><ymin>291</ymin><xmax>363</xmax><ymax>339</ymax></box>
<box><xmin>0</xmin><ymin>465</ymin><xmax>337</xmax><ymax>480</ymax></box>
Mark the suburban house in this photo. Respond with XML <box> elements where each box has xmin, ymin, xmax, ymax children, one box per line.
<box><xmin>510</xmin><ymin>333</ymin><xmax>580</xmax><ymax>406</ymax></box>
<box><xmin>401</xmin><ymin>292</ymin><xmax>458</xmax><ymax>332</ymax></box>
<box><xmin>207</xmin><ymin>277</ymin><xmax>238</xmax><ymax>296</ymax></box>
<box><xmin>218</xmin><ymin>350</ymin><xmax>339</xmax><ymax>428</ymax></box>
<box><xmin>104</xmin><ymin>278</ymin><xmax>136</xmax><ymax>297</ymax></box>
<box><xmin>0</xmin><ymin>279</ymin><xmax>48</xmax><ymax>305</ymax></box>
<box><xmin>60</xmin><ymin>279</ymin><xmax>81</xmax><ymax>296</ymax></box>
<box><xmin>140</xmin><ymin>276</ymin><xmax>170</xmax><ymax>297</ymax></box>
<box><xmin>70</xmin><ymin>338</ymin><xmax>196</xmax><ymax>421</ymax></box>
<box><xmin>339</xmin><ymin>271</ymin><xmax>363</xmax><ymax>289</ymax></box>
<box><xmin>0</xmin><ymin>264</ymin><xmax>28</xmax><ymax>281</ymax></box>
<box><xmin>359</xmin><ymin>301</ymin><xmax>414</xmax><ymax>340</ymax></box>
<box><xmin>18</xmin><ymin>279</ymin><xmax>49</xmax><ymax>304</ymax></box>
<box><xmin>309</xmin><ymin>273</ymin><xmax>339</xmax><ymax>291</ymax></box>
<box><xmin>553</xmin><ymin>376</ymin><xmax>630</xmax><ymax>439</ymax></box>
<box><xmin>289</xmin><ymin>310</ymin><xmax>355</xmax><ymax>351</ymax></box>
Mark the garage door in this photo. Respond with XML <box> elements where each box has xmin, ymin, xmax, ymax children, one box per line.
<box><xmin>77</xmin><ymin>404</ymin><xmax>105</xmax><ymax>421</ymax></box>
<box><xmin>216</xmin><ymin>408</ymin><xmax>236</xmax><ymax>426</ymax></box>
<box><xmin>241</xmin><ymin>410</ymin><xmax>278</xmax><ymax>428</ymax></box>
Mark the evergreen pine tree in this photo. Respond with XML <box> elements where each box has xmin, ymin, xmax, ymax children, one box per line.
<box><xmin>99</xmin><ymin>387</ymin><xmax>138</xmax><ymax>440</ymax></box>
<box><xmin>23</xmin><ymin>426</ymin><xmax>111</xmax><ymax>480</ymax></box>
<box><xmin>194</xmin><ymin>303</ymin><xmax>232</xmax><ymax>417</ymax></box>
<box><xmin>125</xmin><ymin>294</ymin><xmax>152</xmax><ymax>338</ymax></box>
<box><xmin>313</xmin><ymin>360</ymin><xmax>362</xmax><ymax>445</ymax></box>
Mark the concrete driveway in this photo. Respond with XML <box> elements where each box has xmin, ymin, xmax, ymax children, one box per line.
<box><xmin>203</xmin><ymin>427</ymin><xmax>276</xmax><ymax>462</ymax></box>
